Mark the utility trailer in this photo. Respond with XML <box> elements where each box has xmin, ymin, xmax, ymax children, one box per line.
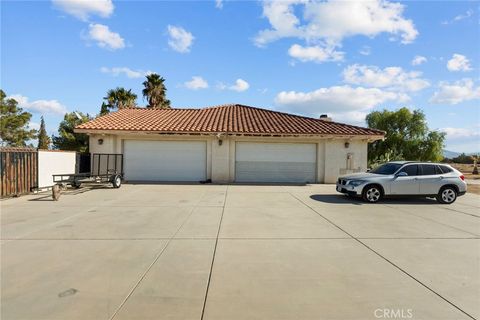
<box><xmin>53</xmin><ymin>153</ymin><xmax>123</xmax><ymax>189</ymax></box>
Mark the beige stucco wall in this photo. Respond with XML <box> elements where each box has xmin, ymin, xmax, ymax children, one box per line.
<box><xmin>88</xmin><ymin>133</ymin><xmax>370</xmax><ymax>184</ymax></box>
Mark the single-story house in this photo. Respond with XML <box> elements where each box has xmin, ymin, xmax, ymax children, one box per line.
<box><xmin>75</xmin><ymin>104</ymin><xmax>384</xmax><ymax>183</ymax></box>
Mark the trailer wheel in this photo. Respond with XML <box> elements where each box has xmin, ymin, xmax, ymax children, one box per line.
<box><xmin>72</xmin><ymin>182</ymin><xmax>81</xmax><ymax>189</ymax></box>
<box><xmin>112</xmin><ymin>175</ymin><xmax>122</xmax><ymax>188</ymax></box>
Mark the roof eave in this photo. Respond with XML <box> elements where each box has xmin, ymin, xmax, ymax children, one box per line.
<box><xmin>74</xmin><ymin>128</ymin><xmax>384</xmax><ymax>141</ymax></box>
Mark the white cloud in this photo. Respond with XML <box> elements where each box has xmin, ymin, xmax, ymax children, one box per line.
<box><xmin>255</xmin><ymin>0</ymin><xmax>418</xmax><ymax>63</ymax></box>
<box><xmin>215</xmin><ymin>0</ymin><xmax>223</xmax><ymax>9</ymax></box>
<box><xmin>441</xmin><ymin>127</ymin><xmax>480</xmax><ymax>139</ymax></box>
<box><xmin>229</xmin><ymin>79</ymin><xmax>250</xmax><ymax>92</ymax></box>
<box><xmin>342</xmin><ymin>64</ymin><xmax>430</xmax><ymax>92</ymax></box>
<box><xmin>442</xmin><ymin>9</ymin><xmax>474</xmax><ymax>25</ymax></box>
<box><xmin>167</xmin><ymin>25</ymin><xmax>194</xmax><ymax>53</ymax></box>
<box><xmin>447</xmin><ymin>54</ymin><xmax>472</xmax><ymax>72</ymax></box>
<box><xmin>7</xmin><ymin>94</ymin><xmax>68</xmax><ymax>115</ymax></box>
<box><xmin>430</xmin><ymin>79</ymin><xmax>480</xmax><ymax>105</ymax></box>
<box><xmin>100</xmin><ymin>67</ymin><xmax>152</xmax><ymax>78</ymax></box>
<box><xmin>288</xmin><ymin>44</ymin><xmax>344</xmax><ymax>63</ymax></box>
<box><xmin>359</xmin><ymin>46</ymin><xmax>371</xmax><ymax>56</ymax></box>
<box><xmin>411</xmin><ymin>55</ymin><xmax>427</xmax><ymax>66</ymax></box>
<box><xmin>87</xmin><ymin>23</ymin><xmax>125</xmax><ymax>50</ymax></box>
<box><xmin>29</xmin><ymin>121</ymin><xmax>41</xmax><ymax>130</ymax></box>
<box><xmin>216</xmin><ymin>82</ymin><xmax>227</xmax><ymax>90</ymax></box>
<box><xmin>275</xmin><ymin>85</ymin><xmax>409</xmax><ymax>122</ymax></box>
<box><xmin>184</xmin><ymin>76</ymin><xmax>209</xmax><ymax>90</ymax></box>
<box><xmin>52</xmin><ymin>0</ymin><xmax>114</xmax><ymax>21</ymax></box>
<box><xmin>441</xmin><ymin>126</ymin><xmax>480</xmax><ymax>152</ymax></box>
<box><xmin>217</xmin><ymin>79</ymin><xmax>250</xmax><ymax>92</ymax></box>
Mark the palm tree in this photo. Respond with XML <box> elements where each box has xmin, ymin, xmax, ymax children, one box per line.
<box><xmin>104</xmin><ymin>87</ymin><xmax>137</xmax><ymax>111</ymax></box>
<box><xmin>142</xmin><ymin>73</ymin><xmax>171</xmax><ymax>109</ymax></box>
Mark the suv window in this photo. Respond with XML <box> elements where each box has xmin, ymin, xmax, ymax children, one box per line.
<box><xmin>438</xmin><ymin>165</ymin><xmax>453</xmax><ymax>174</ymax></box>
<box><xmin>420</xmin><ymin>164</ymin><xmax>437</xmax><ymax>175</ymax></box>
<box><xmin>399</xmin><ymin>165</ymin><xmax>418</xmax><ymax>176</ymax></box>
<box><xmin>371</xmin><ymin>163</ymin><xmax>403</xmax><ymax>175</ymax></box>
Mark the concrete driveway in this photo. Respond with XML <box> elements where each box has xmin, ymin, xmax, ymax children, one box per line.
<box><xmin>1</xmin><ymin>184</ymin><xmax>479</xmax><ymax>320</ymax></box>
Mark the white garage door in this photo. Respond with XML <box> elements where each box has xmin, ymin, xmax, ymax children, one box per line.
<box><xmin>124</xmin><ymin>140</ymin><xmax>206</xmax><ymax>181</ymax></box>
<box><xmin>235</xmin><ymin>142</ymin><xmax>316</xmax><ymax>183</ymax></box>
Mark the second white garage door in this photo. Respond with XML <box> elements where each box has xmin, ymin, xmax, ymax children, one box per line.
<box><xmin>124</xmin><ymin>140</ymin><xmax>206</xmax><ymax>181</ymax></box>
<box><xmin>235</xmin><ymin>142</ymin><xmax>317</xmax><ymax>183</ymax></box>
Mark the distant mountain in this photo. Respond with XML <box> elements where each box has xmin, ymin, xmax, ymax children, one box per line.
<box><xmin>443</xmin><ymin>150</ymin><xmax>461</xmax><ymax>159</ymax></box>
<box><xmin>443</xmin><ymin>150</ymin><xmax>479</xmax><ymax>158</ymax></box>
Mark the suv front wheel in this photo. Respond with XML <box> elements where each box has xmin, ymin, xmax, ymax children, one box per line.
<box><xmin>437</xmin><ymin>186</ymin><xmax>457</xmax><ymax>204</ymax></box>
<box><xmin>362</xmin><ymin>185</ymin><xmax>383</xmax><ymax>203</ymax></box>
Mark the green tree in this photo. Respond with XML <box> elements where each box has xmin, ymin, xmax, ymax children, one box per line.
<box><xmin>452</xmin><ymin>153</ymin><xmax>474</xmax><ymax>164</ymax></box>
<box><xmin>0</xmin><ymin>90</ymin><xmax>37</xmax><ymax>146</ymax></box>
<box><xmin>142</xmin><ymin>73</ymin><xmax>171</xmax><ymax>109</ymax></box>
<box><xmin>99</xmin><ymin>102</ymin><xmax>110</xmax><ymax>116</ymax></box>
<box><xmin>366</xmin><ymin>107</ymin><xmax>445</xmax><ymax>163</ymax></box>
<box><xmin>52</xmin><ymin>112</ymin><xmax>91</xmax><ymax>152</ymax></box>
<box><xmin>104</xmin><ymin>87</ymin><xmax>137</xmax><ymax>111</ymax></box>
<box><xmin>37</xmin><ymin>116</ymin><xmax>50</xmax><ymax>149</ymax></box>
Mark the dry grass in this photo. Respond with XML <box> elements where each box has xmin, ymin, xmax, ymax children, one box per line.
<box><xmin>449</xmin><ymin>163</ymin><xmax>479</xmax><ymax>179</ymax></box>
<box><xmin>449</xmin><ymin>163</ymin><xmax>480</xmax><ymax>195</ymax></box>
<box><xmin>466</xmin><ymin>184</ymin><xmax>480</xmax><ymax>195</ymax></box>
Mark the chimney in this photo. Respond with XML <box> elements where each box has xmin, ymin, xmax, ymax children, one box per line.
<box><xmin>319</xmin><ymin>114</ymin><xmax>332</xmax><ymax>122</ymax></box>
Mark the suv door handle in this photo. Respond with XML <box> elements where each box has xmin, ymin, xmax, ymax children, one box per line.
<box><xmin>413</xmin><ymin>178</ymin><xmax>418</xmax><ymax>181</ymax></box>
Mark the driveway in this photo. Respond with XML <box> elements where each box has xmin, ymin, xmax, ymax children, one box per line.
<box><xmin>1</xmin><ymin>184</ymin><xmax>479</xmax><ymax>320</ymax></box>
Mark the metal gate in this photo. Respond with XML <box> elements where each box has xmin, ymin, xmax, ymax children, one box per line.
<box><xmin>0</xmin><ymin>147</ymin><xmax>38</xmax><ymax>197</ymax></box>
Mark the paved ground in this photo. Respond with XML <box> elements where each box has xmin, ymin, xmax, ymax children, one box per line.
<box><xmin>1</xmin><ymin>184</ymin><xmax>479</xmax><ymax>320</ymax></box>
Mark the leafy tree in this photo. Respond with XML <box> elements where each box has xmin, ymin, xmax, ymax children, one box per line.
<box><xmin>37</xmin><ymin>116</ymin><xmax>50</xmax><ymax>149</ymax></box>
<box><xmin>104</xmin><ymin>87</ymin><xmax>137</xmax><ymax>111</ymax></box>
<box><xmin>368</xmin><ymin>150</ymin><xmax>404</xmax><ymax>169</ymax></box>
<box><xmin>0</xmin><ymin>89</ymin><xmax>37</xmax><ymax>146</ymax></box>
<box><xmin>52</xmin><ymin>112</ymin><xmax>91</xmax><ymax>152</ymax></box>
<box><xmin>142</xmin><ymin>73</ymin><xmax>171</xmax><ymax>109</ymax></box>
<box><xmin>451</xmin><ymin>153</ymin><xmax>474</xmax><ymax>164</ymax></box>
<box><xmin>99</xmin><ymin>102</ymin><xmax>110</xmax><ymax>116</ymax></box>
<box><xmin>366</xmin><ymin>107</ymin><xmax>445</xmax><ymax>163</ymax></box>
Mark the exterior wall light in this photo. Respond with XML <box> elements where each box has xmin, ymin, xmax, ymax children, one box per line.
<box><xmin>344</xmin><ymin>142</ymin><xmax>350</xmax><ymax>148</ymax></box>
<box><xmin>98</xmin><ymin>138</ymin><xmax>104</xmax><ymax>145</ymax></box>
<box><xmin>218</xmin><ymin>139</ymin><xmax>223</xmax><ymax>146</ymax></box>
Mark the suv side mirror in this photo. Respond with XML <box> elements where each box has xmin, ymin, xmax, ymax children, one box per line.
<box><xmin>396</xmin><ymin>171</ymin><xmax>408</xmax><ymax>177</ymax></box>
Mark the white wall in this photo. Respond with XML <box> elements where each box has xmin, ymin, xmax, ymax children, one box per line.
<box><xmin>324</xmin><ymin>140</ymin><xmax>368</xmax><ymax>183</ymax></box>
<box><xmin>88</xmin><ymin>133</ymin><xmax>370</xmax><ymax>184</ymax></box>
<box><xmin>89</xmin><ymin>134</ymin><xmax>117</xmax><ymax>154</ymax></box>
<box><xmin>211</xmin><ymin>138</ymin><xmax>230</xmax><ymax>182</ymax></box>
<box><xmin>38</xmin><ymin>150</ymin><xmax>76</xmax><ymax>187</ymax></box>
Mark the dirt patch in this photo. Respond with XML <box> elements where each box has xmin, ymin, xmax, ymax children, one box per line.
<box><xmin>448</xmin><ymin>164</ymin><xmax>480</xmax><ymax>195</ymax></box>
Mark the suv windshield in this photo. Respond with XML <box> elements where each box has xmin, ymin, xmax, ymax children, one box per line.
<box><xmin>370</xmin><ymin>163</ymin><xmax>403</xmax><ymax>175</ymax></box>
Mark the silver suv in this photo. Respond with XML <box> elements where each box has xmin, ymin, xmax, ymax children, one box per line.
<box><xmin>336</xmin><ymin>161</ymin><xmax>467</xmax><ymax>204</ymax></box>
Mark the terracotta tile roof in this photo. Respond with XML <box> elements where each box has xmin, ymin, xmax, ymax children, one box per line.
<box><xmin>75</xmin><ymin>104</ymin><xmax>384</xmax><ymax>136</ymax></box>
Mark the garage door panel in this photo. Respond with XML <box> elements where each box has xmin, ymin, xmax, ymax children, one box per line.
<box><xmin>236</xmin><ymin>143</ymin><xmax>316</xmax><ymax>162</ymax></box>
<box><xmin>236</xmin><ymin>161</ymin><xmax>316</xmax><ymax>183</ymax></box>
<box><xmin>124</xmin><ymin>140</ymin><xmax>206</xmax><ymax>181</ymax></box>
<box><xmin>235</xmin><ymin>142</ymin><xmax>316</xmax><ymax>183</ymax></box>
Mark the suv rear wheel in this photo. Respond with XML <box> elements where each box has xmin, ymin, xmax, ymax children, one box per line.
<box><xmin>362</xmin><ymin>185</ymin><xmax>383</xmax><ymax>203</ymax></box>
<box><xmin>437</xmin><ymin>186</ymin><xmax>457</xmax><ymax>204</ymax></box>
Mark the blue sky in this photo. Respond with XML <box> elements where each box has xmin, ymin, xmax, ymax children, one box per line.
<box><xmin>2</xmin><ymin>0</ymin><xmax>479</xmax><ymax>152</ymax></box>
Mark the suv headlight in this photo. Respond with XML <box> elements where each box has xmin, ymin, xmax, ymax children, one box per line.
<box><xmin>348</xmin><ymin>180</ymin><xmax>365</xmax><ymax>187</ymax></box>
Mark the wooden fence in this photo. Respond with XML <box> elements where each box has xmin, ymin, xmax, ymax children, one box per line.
<box><xmin>0</xmin><ymin>148</ymin><xmax>38</xmax><ymax>198</ymax></box>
